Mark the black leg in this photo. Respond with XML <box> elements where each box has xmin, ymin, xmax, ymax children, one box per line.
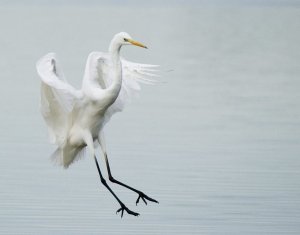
<box><xmin>104</xmin><ymin>153</ymin><xmax>159</xmax><ymax>205</ymax></box>
<box><xmin>94</xmin><ymin>156</ymin><xmax>139</xmax><ymax>217</ymax></box>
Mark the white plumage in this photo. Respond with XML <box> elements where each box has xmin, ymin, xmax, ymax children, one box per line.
<box><xmin>37</xmin><ymin>32</ymin><xmax>159</xmax><ymax>217</ymax></box>
<box><xmin>37</xmin><ymin>32</ymin><xmax>159</xmax><ymax>168</ymax></box>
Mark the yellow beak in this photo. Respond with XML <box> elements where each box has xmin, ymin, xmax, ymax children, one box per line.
<box><xmin>127</xmin><ymin>39</ymin><xmax>148</xmax><ymax>49</ymax></box>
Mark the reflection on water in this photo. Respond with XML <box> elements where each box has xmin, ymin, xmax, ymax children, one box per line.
<box><xmin>0</xmin><ymin>3</ymin><xmax>300</xmax><ymax>235</ymax></box>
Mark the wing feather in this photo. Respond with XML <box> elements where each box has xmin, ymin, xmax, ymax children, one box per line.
<box><xmin>104</xmin><ymin>58</ymin><xmax>160</xmax><ymax>125</ymax></box>
<box><xmin>37</xmin><ymin>53</ymin><xmax>82</xmax><ymax>145</ymax></box>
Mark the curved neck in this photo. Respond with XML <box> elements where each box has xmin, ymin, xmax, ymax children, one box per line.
<box><xmin>109</xmin><ymin>40</ymin><xmax>121</xmax><ymax>56</ymax></box>
<box><xmin>107</xmin><ymin>42</ymin><xmax>122</xmax><ymax>102</ymax></box>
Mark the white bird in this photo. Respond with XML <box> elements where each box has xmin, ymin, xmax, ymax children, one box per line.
<box><xmin>37</xmin><ymin>32</ymin><xmax>159</xmax><ymax>217</ymax></box>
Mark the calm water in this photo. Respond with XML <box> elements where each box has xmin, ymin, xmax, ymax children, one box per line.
<box><xmin>0</xmin><ymin>3</ymin><xmax>300</xmax><ymax>235</ymax></box>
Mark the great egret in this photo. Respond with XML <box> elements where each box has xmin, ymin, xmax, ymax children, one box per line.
<box><xmin>37</xmin><ymin>32</ymin><xmax>159</xmax><ymax>217</ymax></box>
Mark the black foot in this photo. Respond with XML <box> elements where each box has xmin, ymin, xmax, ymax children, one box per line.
<box><xmin>116</xmin><ymin>203</ymin><xmax>139</xmax><ymax>218</ymax></box>
<box><xmin>136</xmin><ymin>192</ymin><xmax>159</xmax><ymax>205</ymax></box>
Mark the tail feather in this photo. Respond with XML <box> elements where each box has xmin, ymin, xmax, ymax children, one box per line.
<box><xmin>50</xmin><ymin>147</ymin><xmax>63</xmax><ymax>166</ymax></box>
<box><xmin>50</xmin><ymin>145</ymin><xmax>87</xmax><ymax>168</ymax></box>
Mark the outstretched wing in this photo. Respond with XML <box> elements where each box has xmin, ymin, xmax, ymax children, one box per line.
<box><xmin>104</xmin><ymin>58</ymin><xmax>159</xmax><ymax>124</ymax></box>
<box><xmin>36</xmin><ymin>53</ymin><xmax>82</xmax><ymax>145</ymax></box>
<box><xmin>83</xmin><ymin>52</ymin><xmax>111</xmax><ymax>91</ymax></box>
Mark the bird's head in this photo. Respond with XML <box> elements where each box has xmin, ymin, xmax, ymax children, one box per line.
<box><xmin>109</xmin><ymin>32</ymin><xmax>147</xmax><ymax>52</ymax></box>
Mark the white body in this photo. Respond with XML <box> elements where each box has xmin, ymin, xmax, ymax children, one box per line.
<box><xmin>37</xmin><ymin>32</ymin><xmax>158</xmax><ymax>167</ymax></box>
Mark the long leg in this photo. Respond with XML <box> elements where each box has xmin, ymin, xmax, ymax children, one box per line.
<box><xmin>98</xmin><ymin>132</ymin><xmax>158</xmax><ymax>205</ymax></box>
<box><xmin>94</xmin><ymin>155</ymin><xmax>139</xmax><ymax>217</ymax></box>
<box><xmin>83</xmin><ymin>131</ymin><xmax>139</xmax><ymax>217</ymax></box>
<box><xmin>105</xmin><ymin>153</ymin><xmax>158</xmax><ymax>205</ymax></box>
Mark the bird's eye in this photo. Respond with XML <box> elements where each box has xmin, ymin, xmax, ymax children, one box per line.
<box><xmin>124</xmin><ymin>38</ymin><xmax>128</xmax><ymax>42</ymax></box>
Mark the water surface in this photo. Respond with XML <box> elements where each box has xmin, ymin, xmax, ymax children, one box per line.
<box><xmin>0</xmin><ymin>3</ymin><xmax>299</xmax><ymax>235</ymax></box>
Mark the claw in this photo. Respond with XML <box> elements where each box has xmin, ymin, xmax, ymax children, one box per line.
<box><xmin>136</xmin><ymin>192</ymin><xmax>159</xmax><ymax>206</ymax></box>
<box><xmin>142</xmin><ymin>197</ymin><xmax>147</xmax><ymax>205</ymax></box>
<box><xmin>116</xmin><ymin>204</ymin><xmax>139</xmax><ymax>218</ymax></box>
<box><xmin>116</xmin><ymin>207</ymin><xmax>124</xmax><ymax>217</ymax></box>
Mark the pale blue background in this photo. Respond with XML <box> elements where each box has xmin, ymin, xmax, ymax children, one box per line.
<box><xmin>0</xmin><ymin>1</ymin><xmax>299</xmax><ymax>234</ymax></box>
